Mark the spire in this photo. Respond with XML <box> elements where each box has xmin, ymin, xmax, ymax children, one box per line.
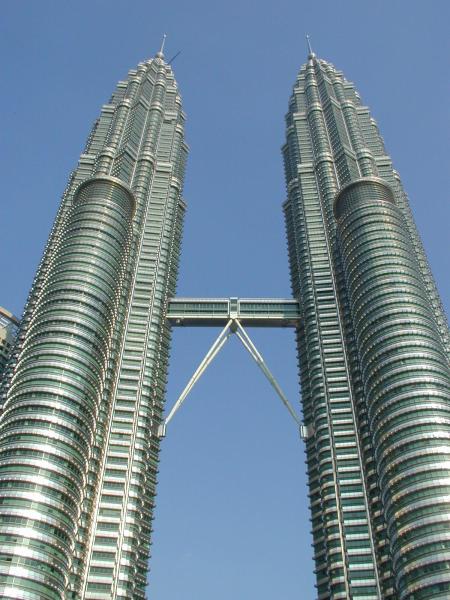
<box><xmin>156</xmin><ymin>33</ymin><xmax>166</xmax><ymax>59</ymax></box>
<box><xmin>306</xmin><ymin>34</ymin><xmax>315</xmax><ymax>59</ymax></box>
<box><xmin>160</xmin><ymin>33</ymin><xmax>167</xmax><ymax>54</ymax></box>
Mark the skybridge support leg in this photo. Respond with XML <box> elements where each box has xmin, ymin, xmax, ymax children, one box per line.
<box><xmin>233</xmin><ymin>320</ymin><xmax>302</xmax><ymax>429</ymax></box>
<box><xmin>158</xmin><ymin>320</ymin><xmax>233</xmax><ymax>437</ymax></box>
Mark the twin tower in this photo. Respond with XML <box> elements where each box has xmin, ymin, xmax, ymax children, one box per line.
<box><xmin>0</xmin><ymin>46</ymin><xmax>449</xmax><ymax>600</ymax></box>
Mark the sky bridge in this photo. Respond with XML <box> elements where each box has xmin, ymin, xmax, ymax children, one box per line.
<box><xmin>162</xmin><ymin>297</ymin><xmax>305</xmax><ymax>439</ymax></box>
<box><xmin>166</xmin><ymin>297</ymin><xmax>301</xmax><ymax>327</ymax></box>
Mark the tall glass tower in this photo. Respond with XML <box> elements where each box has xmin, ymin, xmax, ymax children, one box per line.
<box><xmin>283</xmin><ymin>52</ymin><xmax>450</xmax><ymax>599</ymax></box>
<box><xmin>1</xmin><ymin>43</ymin><xmax>450</xmax><ymax>600</ymax></box>
<box><xmin>0</xmin><ymin>48</ymin><xmax>187</xmax><ymax>599</ymax></box>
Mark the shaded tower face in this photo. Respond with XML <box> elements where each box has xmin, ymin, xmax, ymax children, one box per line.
<box><xmin>0</xmin><ymin>52</ymin><xmax>188</xmax><ymax>599</ymax></box>
<box><xmin>0</xmin><ymin>307</ymin><xmax>19</xmax><ymax>378</ymax></box>
<box><xmin>283</xmin><ymin>55</ymin><xmax>450</xmax><ymax>599</ymax></box>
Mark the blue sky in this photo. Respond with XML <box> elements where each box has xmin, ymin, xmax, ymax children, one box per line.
<box><xmin>1</xmin><ymin>1</ymin><xmax>449</xmax><ymax>598</ymax></box>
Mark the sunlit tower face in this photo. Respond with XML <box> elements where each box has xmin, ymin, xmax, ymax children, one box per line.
<box><xmin>0</xmin><ymin>48</ymin><xmax>188</xmax><ymax>600</ymax></box>
<box><xmin>283</xmin><ymin>53</ymin><xmax>450</xmax><ymax>599</ymax></box>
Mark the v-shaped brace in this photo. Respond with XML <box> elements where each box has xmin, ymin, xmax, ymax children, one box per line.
<box><xmin>158</xmin><ymin>319</ymin><xmax>303</xmax><ymax>438</ymax></box>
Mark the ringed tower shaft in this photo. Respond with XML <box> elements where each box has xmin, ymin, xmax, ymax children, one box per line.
<box><xmin>0</xmin><ymin>50</ymin><xmax>188</xmax><ymax>600</ymax></box>
<box><xmin>283</xmin><ymin>52</ymin><xmax>450</xmax><ymax>599</ymax></box>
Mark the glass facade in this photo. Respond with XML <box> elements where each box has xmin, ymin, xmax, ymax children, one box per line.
<box><xmin>0</xmin><ymin>307</ymin><xmax>19</xmax><ymax>379</ymax></box>
<box><xmin>283</xmin><ymin>53</ymin><xmax>450</xmax><ymax>599</ymax></box>
<box><xmin>0</xmin><ymin>50</ymin><xmax>187</xmax><ymax>599</ymax></box>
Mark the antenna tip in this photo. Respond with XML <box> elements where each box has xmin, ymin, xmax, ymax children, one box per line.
<box><xmin>156</xmin><ymin>33</ymin><xmax>167</xmax><ymax>58</ymax></box>
<box><xmin>306</xmin><ymin>34</ymin><xmax>315</xmax><ymax>59</ymax></box>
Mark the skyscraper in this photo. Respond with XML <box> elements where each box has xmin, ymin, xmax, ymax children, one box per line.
<box><xmin>1</xmin><ymin>40</ymin><xmax>449</xmax><ymax>600</ymax></box>
<box><xmin>283</xmin><ymin>51</ymin><xmax>450</xmax><ymax>599</ymax></box>
<box><xmin>0</xmin><ymin>47</ymin><xmax>187</xmax><ymax>599</ymax></box>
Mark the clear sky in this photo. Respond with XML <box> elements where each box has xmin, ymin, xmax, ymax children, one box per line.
<box><xmin>1</xmin><ymin>1</ymin><xmax>449</xmax><ymax>599</ymax></box>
